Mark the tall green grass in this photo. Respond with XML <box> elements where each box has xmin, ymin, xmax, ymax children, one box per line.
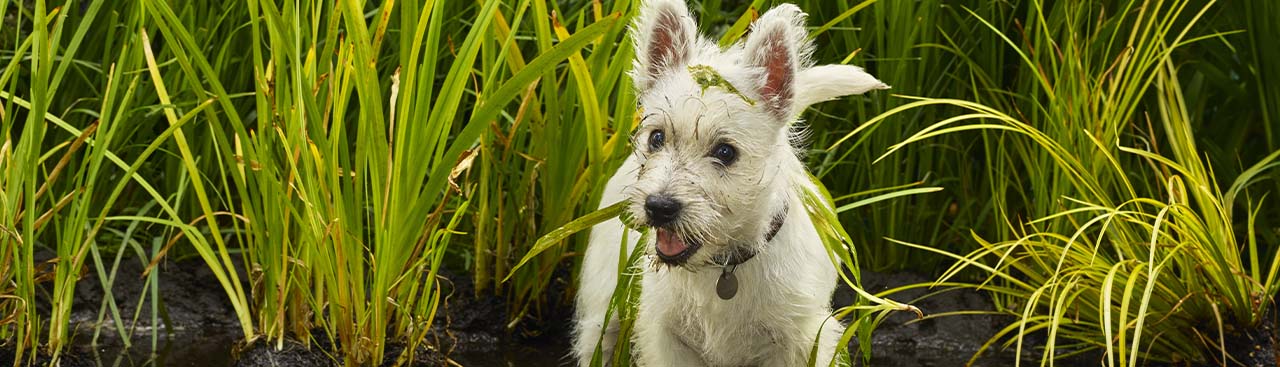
<box><xmin>198</xmin><ymin>0</ymin><xmax>617</xmax><ymax>364</ymax></box>
<box><xmin>475</xmin><ymin>0</ymin><xmax>639</xmax><ymax>324</ymax></box>
<box><xmin>0</xmin><ymin>1</ymin><xmax>240</xmax><ymax>364</ymax></box>
<box><xmin>3</xmin><ymin>0</ymin><xmax>617</xmax><ymax>364</ymax></box>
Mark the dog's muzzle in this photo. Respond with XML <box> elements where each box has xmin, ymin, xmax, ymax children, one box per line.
<box><xmin>645</xmin><ymin>194</ymin><xmax>701</xmax><ymax>264</ymax></box>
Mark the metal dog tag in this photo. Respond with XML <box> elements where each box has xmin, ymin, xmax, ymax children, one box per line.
<box><xmin>716</xmin><ymin>270</ymin><xmax>738</xmax><ymax>300</ymax></box>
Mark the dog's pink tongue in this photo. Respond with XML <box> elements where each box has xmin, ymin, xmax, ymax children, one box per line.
<box><xmin>656</xmin><ymin>229</ymin><xmax>688</xmax><ymax>257</ymax></box>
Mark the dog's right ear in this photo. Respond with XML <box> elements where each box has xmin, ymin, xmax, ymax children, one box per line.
<box><xmin>793</xmin><ymin>65</ymin><xmax>889</xmax><ymax>109</ymax></box>
<box><xmin>631</xmin><ymin>0</ymin><xmax>697</xmax><ymax>94</ymax></box>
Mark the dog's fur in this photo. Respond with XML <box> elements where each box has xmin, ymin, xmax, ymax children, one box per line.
<box><xmin>573</xmin><ymin>1</ymin><xmax>886</xmax><ymax>365</ymax></box>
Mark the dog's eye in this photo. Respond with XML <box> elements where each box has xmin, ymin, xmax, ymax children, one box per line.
<box><xmin>711</xmin><ymin>143</ymin><xmax>737</xmax><ymax>166</ymax></box>
<box><xmin>648</xmin><ymin>130</ymin><xmax>666</xmax><ymax>151</ymax></box>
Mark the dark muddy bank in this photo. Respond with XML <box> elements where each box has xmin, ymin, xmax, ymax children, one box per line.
<box><xmin>840</xmin><ymin>271</ymin><xmax>1028</xmax><ymax>367</ymax></box>
<box><xmin>849</xmin><ymin>271</ymin><xmax>1280</xmax><ymax>367</ymax></box>
<box><xmin>233</xmin><ymin>266</ymin><xmax>574</xmax><ymax>367</ymax></box>
<box><xmin>4</xmin><ymin>258</ymin><xmax>572</xmax><ymax>367</ymax></box>
<box><xmin>2</xmin><ymin>255</ymin><xmax>243</xmax><ymax>367</ymax></box>
<box><xmin>7</xmin><ymin>258</ymin><xmax>1275</xmax><ymax>366</ymax></box>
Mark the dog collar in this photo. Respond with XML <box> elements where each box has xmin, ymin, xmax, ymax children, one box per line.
<box><xmin>713</xmin><ymin>204</ymin><xmax>788</xmax><ymax>300</ymax></box>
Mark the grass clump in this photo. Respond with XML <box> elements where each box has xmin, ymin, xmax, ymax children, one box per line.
<box><xmin>835</xmin><ymin>0</ymin><xmax>1280</xmax><ymax>364</ymax></box>
<box><xmin>2</xmin><ymin>0</ymin><xmax>619</xmax><ymax>364</ymax></box>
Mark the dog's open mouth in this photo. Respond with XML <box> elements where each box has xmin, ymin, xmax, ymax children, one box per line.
<box><xmin>655</xmin><ymin>228</ymin><xmax>700</xmax><ymax>264</ymax></box>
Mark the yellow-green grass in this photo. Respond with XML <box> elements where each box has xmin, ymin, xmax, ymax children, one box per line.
<box><xmin>831</xmin><ymin>0</ymin><xmax>1280</xmax><ymax>364</ymax></box>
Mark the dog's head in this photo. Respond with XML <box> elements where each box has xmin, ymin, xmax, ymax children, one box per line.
<box><xmin>626</xmin><ymin>0</ymin><xmax>886</xmax><ymax>267</ymax></box>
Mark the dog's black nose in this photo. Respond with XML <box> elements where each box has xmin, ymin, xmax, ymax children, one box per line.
<box><xmin>645</xmin><ymin>194</ymin><xmax>682</xmax><ymax>226</ymax></box>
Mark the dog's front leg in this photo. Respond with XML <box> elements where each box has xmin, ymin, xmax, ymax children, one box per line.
<box><xmin>634</xmin><ymin>320</ymin><xmax>705</xmax><ymax>367</ymax></box>
<box><xmin>762</xmin><ymin>316</ymin><xmax>846</xmax><ymax>367</ymax></box>
<box><xmin>573</xmin><ymin>216</ymin><xmax>638</xmax><ymax>366</ymax></box>
<box><xmin>810</xmin><ymin>316</ymin><xmax>847</xmax><ymax>367</ymax></box>
<box><xmin>760</xmin><ymin>341</ymin><xmax>808</xmax><ymax>367</ymax></box>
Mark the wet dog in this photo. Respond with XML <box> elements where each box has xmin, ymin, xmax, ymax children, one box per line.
<box><xmin>573</xmin><ymin>1</ymin><xmax>887</xmax><ymax>365</ymax></box>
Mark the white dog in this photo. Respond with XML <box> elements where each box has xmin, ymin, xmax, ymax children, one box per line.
<box><xmin>573</xmin><ymin>1</ymin><xmax>887</xmax><ymax>366</ymax></box>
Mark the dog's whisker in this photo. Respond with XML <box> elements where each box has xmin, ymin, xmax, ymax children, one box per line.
<box><xmin>693</xmin><ymin>112</ymin><xmax>702</xmax><ymax>140</ymax></box>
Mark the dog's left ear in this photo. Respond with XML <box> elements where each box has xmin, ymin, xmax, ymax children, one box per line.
<box><xmin>746</xmin><ymin>5</ymin><xmax>888</xmax><ymax>121</ymax></box>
